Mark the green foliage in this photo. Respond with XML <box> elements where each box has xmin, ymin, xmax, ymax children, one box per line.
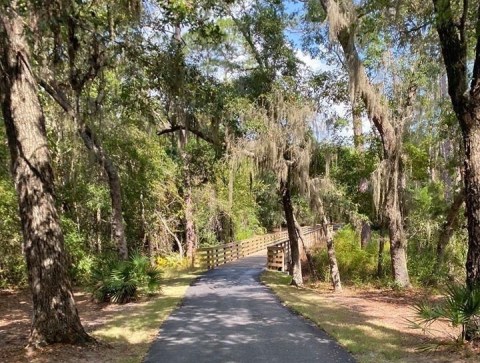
<box><xmin>255</xmin><ymin>172</ymin><xmax>283</xmax><ymax>232</ymax></box>
<box><xmin>0</xmin><ymin>178</ymin><xmax>25</xmax><ymax>287</ymax></box>
<box><xmin>292</xmin><ymin>195</ymin><xmax>314</xmax><ymax>226</ymax></box>
<box><xmin>91</xmin><ymin>253</ymin><xmax>162</xmax><ymax>304</ymax></box>
<box><xmin>156</xmin><ymin>254</ymin><xmax>190</xmax><ymax>271</ymax></box>
<box><xmin>0</xmin><ymin>124</ymin><xmax>25</xmax><ymax>287</ymax></box>
<box><xmin>61</xmin><ymin>217</ymin><xmax>93</xmax><ymax>285</ymax></box>
<box><xmin>413</xmin><ymin>284</ymin><xmax>480</xmax><ymax>342</ymax></box>
<box><xmin>193</xmin><ymin>159</ymin><xmax>264</xmax><ymax>246</ymax></box>
<box><xmin>313</xmin><ymin>226</ymin><xmax>388</xmax><ymax>284</ymax></box>
<box><xmin>405</xmin><ymin>183</ymin><xmax>467</xmax><ymax>285</ymax></box>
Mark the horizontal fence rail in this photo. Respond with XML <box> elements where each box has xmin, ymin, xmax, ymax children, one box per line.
<box><xmin>197</xmin><ymin>226</ymin><xmax>323</xmax><ymax>270</ymax></box>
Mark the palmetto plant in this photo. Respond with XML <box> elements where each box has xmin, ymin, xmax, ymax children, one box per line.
<box><xmin>413</xmin><ymin>284</ymin><xmax>480</xmax><ymax>343</ymax></box>
<box><xmin>92</xmin><ymin>253</ymin><xmax>161</xmax><ymax>304</ymax></box>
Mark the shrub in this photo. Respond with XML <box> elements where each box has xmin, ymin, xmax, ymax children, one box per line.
<box><xmin>156</xmin><ymin>254</ymin><xmax>190</xmax><ymax>271</ymax></box>
<box><xmin>313</xmin><ymin>225</ymin><xmax>388</xmax><ymax>284</ymax></box>
<box><xmin>91</xmin><ymin>253</ymin><xmax>161</xmax><ymax>304</ymax></box>
<box><xmin>412</xmin><ymin>283</ymin><xmax>480</xmax><ymax>343</ymax></box>
<box><xmin>0</xmin><ymin>177</ymin><xmax>26</xmax><ymax>287</ymax></box>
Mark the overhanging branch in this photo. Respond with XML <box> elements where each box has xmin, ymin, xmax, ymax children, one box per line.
<box><xmin>39</xmin><ymin>78</ymin><xmax>76</xmax><ymax>118</ymax></box>
<box><xmin>157</xmin><ymin>124</ymin><xmax>216</xmax><ymax>145</ymax></box>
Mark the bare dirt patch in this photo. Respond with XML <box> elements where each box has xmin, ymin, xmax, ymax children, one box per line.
<box><xmin>263</xmin><ymin>272</ymin><xmax>480</xmax><ymax>363</ymax></box>
<box><xmin>317</xmin><ymin>284</ymin><xmax>461</xmax><ymax>342</ymax></box>
<box><xmin>0</xmin><ymin>272</ymin><xmax>198</xmax><ymax>363</ymax></box>
<box><xmin>0</xmin><ymin>289</ymin><xmax>126</xmax><ymax>363</ymax></box>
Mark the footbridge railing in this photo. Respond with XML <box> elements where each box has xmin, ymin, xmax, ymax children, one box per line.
<box><xmin>197</xmin><ymin>226</ymin><xmax>323</xmax><ymax>270</ymax></box>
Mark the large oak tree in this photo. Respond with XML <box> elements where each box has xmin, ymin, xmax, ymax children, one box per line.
<box><xmin>0</xmin><ymin>4</ymin><xmax>90</xmax><ymax>346</ymax></box>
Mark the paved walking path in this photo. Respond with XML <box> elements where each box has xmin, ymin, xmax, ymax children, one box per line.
<box><xmin>145</xmin><ymin>252</ymin><xmax>355</xmax><ymax>363</ymax></box>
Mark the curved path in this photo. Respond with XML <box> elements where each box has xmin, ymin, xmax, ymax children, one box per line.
<box><xmin>145</xmin><ymin>252</ymin><xmax>355</xmax><ymax>363</ymax></box>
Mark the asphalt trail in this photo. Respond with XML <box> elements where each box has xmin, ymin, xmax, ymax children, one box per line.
<box><xmin>145</xmin><ymin>252</ymin><xmax>355</xmax><ymax>363</ymax></box>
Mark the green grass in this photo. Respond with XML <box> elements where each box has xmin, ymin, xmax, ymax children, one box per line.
<box><xmin>261</xmin><ymin>270</ymin><xmax>477</xmax><ymax>363</ymax></box>
<box><xmin>92</xmin><ymin>269</ymin><xmax>203</xmax><ymax>363</ymax></box>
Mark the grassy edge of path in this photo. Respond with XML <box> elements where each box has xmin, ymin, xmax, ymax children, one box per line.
<box><xmin>92</xmin><ymin>269</ymin><xmax>203</xmax><ymax>363</ymax></box>
<box><xmin>260</xmin><ymin>270</ymin><xmax>474</xmax><ymax>363</ymax></box>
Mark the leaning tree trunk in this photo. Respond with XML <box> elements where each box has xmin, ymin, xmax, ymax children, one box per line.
<box><xmin>38</xmin><ymin>80</ymin><xmax>129</xmax><ymax>260</ymax></box>
<box><xmin>78</xmin><ymin>124</ymin><xmax>128</xmax><ymax>260</ymax></box>
<box><xmin>281</xmin><ymin>180</ymin><xmax>303</xmax><ymax>286</ymax></box>
<box><xmin>0</xmin><ymin>11</ymin><xmax>90</xmax><ymax>346</ymax></box>
<box><xmin>294</xmin><ymin>216</ymin><xmax>318</xmax><ymax>280</ymax></box>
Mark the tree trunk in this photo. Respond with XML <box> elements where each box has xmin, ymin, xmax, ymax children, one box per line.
<box><xmin>360</xmin><ymin>221</ymin><xmax>371</xmax><ymax>249</ymax></box>
<box><xmin>78</xmin><ymin>124</ymin><xmax>128</xmax><ymax>260</ymax></box>
<box><xmin>281</xmin><ymin>181</ymin><xmax>303</xmax><ymax>286</ymax></box>
<box><xmin>228</xmin><ymin>160</ymin><xmax>234</xmax><ymax>210</ymax></box>
<box><xmin>159</xmin><ymin>213</ymin><xmax>184</xmax><ymax>257</ymax></box>
<box><xmin>432</xmin><ymin>0</ymin><xmax>480</xmax><ymax>290</ymax></box>
<box><xmin>180</xmin><ymin>128</ymin><xmax>196</xmax><ymax>265</ymax></box>
<box><xmin>436</xmin><ymin>190</ymin><xmax>464</xmax><ymax>268</ymax></box>
<box><xmin>0</xmin><ymin>11</ymin><xmax>90</xmax><ymax>346</ymax></box>
<box><xmin>294</xmin><ymin>216</ymin><xmax>318</xmax><ymax>280</ymax></box>
<box><xmin>385</xmin><ymin>152</ymin><xmax>411</xmax><ymax>287</ymax></box>
<box><xmin>185</xmin><ymin>184</ymin><xmax>196</xmax><ymax>265</ymax></box>
<box><xmin>96</xmin><ymin>206</ymin><xmax>102</xmax><ymax>253</ymax></box>
<box><xmin>324</xmin><ymin>220</ymin><xmax>342</xmax><ymax>291</ymax></box>
<box><xmin>463</xmin><ymin>125</ymin><xmax>480</xmax><ymax>287</ymax></box>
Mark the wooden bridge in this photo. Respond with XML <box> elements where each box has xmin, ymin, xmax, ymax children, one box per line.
<box><xmin>196</xmin><ymin>226</ymin><xmax>324</xmax><ymax>270</ymax></box>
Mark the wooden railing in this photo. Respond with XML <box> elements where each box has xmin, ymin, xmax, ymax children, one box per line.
<box><xmin>196</xmin><ymin>226</ymin><xmax>322</xmax><ymax>269</ymax></box>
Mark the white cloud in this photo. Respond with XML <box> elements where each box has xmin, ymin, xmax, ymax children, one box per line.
<box><xmin>294</xmin><ymin>50</ymin><xmax>330</xmax><ymax>73</ymax></box>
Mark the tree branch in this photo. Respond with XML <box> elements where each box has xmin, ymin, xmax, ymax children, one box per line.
<box><xmin>39</xmin><ymin>78</ymin><xmax>76</xmax><ymax>118</ymax></box>
<box><xmin>157</xmin><ymin>124</ymin><xmax>216</xmax><ymax>145</ymax></box>
<box><xmin>228</xmin><ymin>11</ymin><xmax>266</xmax><ymax>71</ymax></box>
<box><xmin>319</xmin><ymin>0</ymin><xmax>396</xmax><ymax>154</ymax></box>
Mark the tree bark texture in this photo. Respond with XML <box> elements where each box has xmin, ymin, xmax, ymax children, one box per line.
<box><xmin>385</xmin><ymin>150</ymin><xmax>410</xmax><ymax>287</ymax></box>
<box><xmin>433</xmin><ymin>0</ymin><xmax>480</xmax><ymax>287</ymax></box>
<box><xmin>320</xmin><ymin>0</ymin><xmax>411</xmax><ymax>287</ymax></box>
<box><xmin>323</xmin><ymin>220</ymin><xmax>342</xmax><ymax>291</ymax></box>
<box><xmin>360</xmin><ymin>221</ymin><xmax>371</xmax><ymax>249</ymax></box>
<box><xmin>294</xmin><ymin>216</ymin><xmax>318</xmax><ymax>280</ymax></box>
<box><xmin>282</xmin><ymin>181</ymin><xmax>303</xmax><ymax>286</ymax></box>
<box><xmin>462</xmin><ymin>126</ymin><xmax>480</xmax><ymax>286</ymax></box>
<box><xmin>0</xmin><ymin>10</ymin><xmax>90</xmax><ymax>346</ymax></box>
